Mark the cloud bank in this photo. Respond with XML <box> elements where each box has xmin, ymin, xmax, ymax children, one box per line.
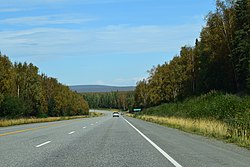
<box><xmin>0</xmin><ymin>24</ymin><xmax>201</xmax><ymax>60</ymax></box>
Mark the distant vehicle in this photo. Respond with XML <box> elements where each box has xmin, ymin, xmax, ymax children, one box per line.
<box><xmin>113</xmin><ymin>112</ymin><xmax>119</xmax><ymax>117</ymax></box>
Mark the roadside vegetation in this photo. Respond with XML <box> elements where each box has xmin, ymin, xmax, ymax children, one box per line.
<box><xmin>0</xmin><ymin>54</ymin><xmax>89</xmax><ymax>120</ymax></box>
<box><xmin>135</xmin><ymin>0</ymin><xmax>250</xmax><ymax>108</ymax></box>
<box><xmin>82</xmin><ymin>91</ymin><xmax>134</xmax><ymax>111</ymax></box>
<box><xmin>0</xmin><ymin>112</ymin><xmax>103</xmax><ymax>127</ymax></box>
<box><xmin>130</xmin><ymin>91</ymin><xmax>250</xmax><ymax>148</ymax></box>
<box><xmin>132</xmin><ymin>0</ymin><xmax>250</xmax><ymax>148</ymax></box>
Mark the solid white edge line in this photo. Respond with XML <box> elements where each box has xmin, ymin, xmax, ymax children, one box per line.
<box><xmin>122</xmin><ymin>117</ymin><xmax>182</xmax><ymax>167</ymax></box>
<box><xmin>36</xmin><ymin>141</ymin><xmax>51</xmax><ymax>148</ymax></box>
<box><xmin>68</xmin><ymin>131</ymin><xmax>75</xmax><ymax>134</ymax></box>
<box><xmin>90</xmin><ymin>124</ymin><xmax>94</xmax><ymax>125</ymax></box>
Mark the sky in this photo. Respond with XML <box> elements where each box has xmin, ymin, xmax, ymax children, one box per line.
<box><xmin>0</xmin><ymin>0</ymin><xmax>216</xmax><ymax>86</ymax></box>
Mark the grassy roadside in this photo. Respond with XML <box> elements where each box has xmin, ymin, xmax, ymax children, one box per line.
<box><xmin>126</xmin><ymin>114</ymin><xmax>250</xmax><ymax>149</ymax></box>
<box><xmin>127</xmin><ymin>92</ymin><xmax>250</xmax><ymax>149</ymax></box>
<box><xmin>0</xmin><ymin>112</ymin><xmax>103</xmax><ymax>127</ymax></box>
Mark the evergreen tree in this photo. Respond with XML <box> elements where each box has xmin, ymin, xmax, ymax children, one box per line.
<box><xmin>232</xmin><ymin>0</ymin><xmax>250</xmax><ymax>91</ymax></box>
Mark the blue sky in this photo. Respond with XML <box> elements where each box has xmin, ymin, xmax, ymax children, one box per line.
<box><xmin>0</xmin><ymin>0</ymin><xmax>215</xmax><ymax>86</ymax></box>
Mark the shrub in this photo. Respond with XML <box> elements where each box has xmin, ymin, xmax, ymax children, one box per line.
<box><xmin>0</xmin><ymin>96</ymin><xmax>31</xmax><ymax>118</ymax></box>
<box><xmin>140</xmin><ymin>91</ymin><xmax>250</xmax><ymax>142</ymax></box>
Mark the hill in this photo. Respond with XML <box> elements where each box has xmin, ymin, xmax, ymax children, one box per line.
<box><xmin>69</xmin><ymin>85</ymin><xmax>135</xmax><ymax>93</ymax></box>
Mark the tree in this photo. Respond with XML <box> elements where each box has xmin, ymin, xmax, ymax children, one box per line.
<box><xmin>134</xmin><ymin>79</ymin><xmax>149</xmax><ymax>107</ymax></box>
<box><xmin>0</xmin><ymin>53</ymin><xmax>89</xmax><ymax>118</ymax></box>
<box><xmin>232</xmin><ymin>0</ymin><xmax>250</xmax><ymax>91</ymax></box>
<box><xmin>0</xmin><ymin>54</ymin><xmax>15</xmax><ymax>98</ymax></box>
<box><xmin>197</xmin><ymin>2</ymin><xmax>236</xmax><ymax>93</ymax></box>
<box><xmin>14</xmin><ymin>62</ymin><xmax>47</xmax><ymax>116</ymax></box>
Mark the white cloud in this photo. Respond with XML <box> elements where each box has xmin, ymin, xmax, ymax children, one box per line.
<box><xmin>0</xmin><ymin>0</ymin><xmax>136</xmax><ymax>7</ymax></box>
<box><xmin>0</xmin><ymin>8</ymin><xmax>27</xmax><ymax>12</ymax></box>
<box><xmin>0</xmin><ymin>24</ymin><xmax>201</xmax><ymax>60</ymax></box>
<box><xmin>0</xmin><ymin>15</ymin><xmax>95</xmax><ymax>26</ymax></box>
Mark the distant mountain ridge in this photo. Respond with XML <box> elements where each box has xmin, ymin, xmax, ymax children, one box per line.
<box><xmin>69</xmin><ymin>85</ymin><xmax>135</xmax><ymax>93</ymax></box>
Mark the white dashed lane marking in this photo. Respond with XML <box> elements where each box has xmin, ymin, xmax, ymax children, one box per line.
<box><xmin>68</xmin><ymin>131</ymin><xmax>75</xmax><ymax>135</ymax></box>
<box><xmin>36</xmin><ymin>141</ymin><xmax>51</xmax><ymax>148</ymax></box>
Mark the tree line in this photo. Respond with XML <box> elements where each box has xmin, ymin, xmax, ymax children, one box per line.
<box><xmin>82</xmin><ymin>91</ymin><xmax>134</xmax><ymax>110</ymax></box>
<box><xmin>135</xmin><ymin>0</ymin><xmax>250</xmax><ymax>108</ymax></box>
<box><xmin>0</xmin><ymin>53</ymin><xmax>89</xmax><ymax>118</ymax></box>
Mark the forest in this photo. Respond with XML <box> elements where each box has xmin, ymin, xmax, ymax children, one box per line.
<box><xmin>135</xmin><ymin>0</ymin><xmax>250</xmax><ymax>107</ymax></box>
<box><xmin>0</xmin><ymin>54</ymin><xmax>89</xmax><ymax>118</ymax></box>
<box><xmin>133</xmin><ymin>0</ymin><xmax>250</xmax><ymax>142</ymax></box>
<box><xmin>82</xmin><ymin>91</ymin><xmax>134</xmax><ymax>110</ymax></box>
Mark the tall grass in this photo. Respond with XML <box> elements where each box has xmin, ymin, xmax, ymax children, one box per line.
<box><xmin>0</xmin><ymin>112</ymin><xmax>103</xmax><ymax>127</ymax></box>
<box><xmin>131</xmin><ymin>114</ymin><xmax>250</xmax><ymax>148</ymax></box>
<box><xmin>137</xmin><ymin>115</ymin><xmax>228</xmax><ymax>138</ymax></box>
<box><xmin>134</xmin><ymin>91</ymin><xmax>250</xmax><ymax>148</ymax></box>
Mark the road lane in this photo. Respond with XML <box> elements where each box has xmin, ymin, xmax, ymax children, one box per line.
<box><xmin>28</xmin><ymin>113</ymin><xmax>171</xmax><ymax>167</ymax></box>
<box><xmin>0</xmin><ymin>110</ymin><xmax>250</xmax><ymax>167</ymax></box>
<box><xmin>123</xmin><ymin>117</ymin><xmax>182</xmax><ymax>167</ymax></box>
<box><xmin>124</xmin><ymin>116</ymin><xmax>250</xmax><ymax>167</ymax></box>
<box><xmin>0</xmin><ymin>111</ymin><xmax>110</xmax><ymax>167</ymax></box>
<box><xmin>0</xmin><ymin>111</ymin><xmax>172</xmax><ymax>167</ymax></box>
<box><xmin>0</xmin><ymin>109</ymin><xmax>103</xmax><ymax>135</ymax></box>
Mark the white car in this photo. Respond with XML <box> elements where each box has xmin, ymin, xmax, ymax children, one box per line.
<box><xmin>113</xmin><ymin>112</ymin><xmax>119</xmax><ymax>117</ymax></box>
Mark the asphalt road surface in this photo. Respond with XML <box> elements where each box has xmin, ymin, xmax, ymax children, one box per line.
<box><xmin>0</xmin><ymin>110</ymin><xmax>250</xmax><ymax>167</ymax></box>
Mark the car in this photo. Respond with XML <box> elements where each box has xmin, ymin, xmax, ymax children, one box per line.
<box><xmin>113</xmin><ymin>112</ymin><xmax>119</xmax><ymax>117</ymax></box>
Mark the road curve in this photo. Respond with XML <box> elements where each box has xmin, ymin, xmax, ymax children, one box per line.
<box><xmin>0</xmin><ymin>110</ymin><xmax>250</xmax><ymax>167</ymax></box>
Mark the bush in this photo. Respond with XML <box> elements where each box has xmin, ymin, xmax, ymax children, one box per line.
<box><xmin>37</xmin><ymin>113</ymin><xmax>48</xmax><ymax>118</ymax></box>
<box><xmin>0</xmin><ymin>96</ymin><xmax>31</xmax><ymax>118</ymax></box>
<box><xmin>143</xmin><ymin>91</ymin><xmax>246</xmax><ymax>120</ymax></box>
<box><xmin>141</xmin><ymin>91</ymin><xmax>250</xmax><ymax>143</ymax></box>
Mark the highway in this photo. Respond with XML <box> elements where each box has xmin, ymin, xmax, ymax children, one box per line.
<box><xmin>0</xmin><ymin>110</ymin><xmax>250</xmax><ymax>167</ymax></box>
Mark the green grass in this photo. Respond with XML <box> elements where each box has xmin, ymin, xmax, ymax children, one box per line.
<box><xmin>128</xmin><ymin>114</ymin><xmax>250</xmax><ymax>149</ymax></box>
<box><xmin>143</xmin><ymin>91</ymin><xmax>247</xmax><ymax>119</ymax></box>
<box><xmin>130</xmin><ymin>91</ymin><xmax>250</xmax><ymax>149</ymax></box>
<box><xmin>0</xmin><ymin>112</ymin><xmax>103</xmax><ymax>127</ymax></box>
